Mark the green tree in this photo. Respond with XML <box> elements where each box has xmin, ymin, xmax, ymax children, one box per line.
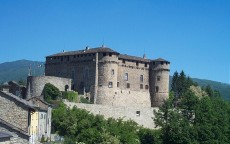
<box><xmin>43</xmin><ymin>83</ymin><xmax>61</xmax><ymax>102</ymax></box>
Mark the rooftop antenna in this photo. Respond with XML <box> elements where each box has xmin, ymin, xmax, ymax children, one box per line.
<box><xmin>143</xmin><ymin>47</ymin><xmax>146</xmax><ymax>59</ymax></box>
<box><xmin>28</xmin><ymin>65</ymin><xmax>32</xmax><ymax>76</ymax></box>
<box><xmin>102</xmin><ymin>38</ymin><xmax>105</xmax><ymax>47</ymax></box>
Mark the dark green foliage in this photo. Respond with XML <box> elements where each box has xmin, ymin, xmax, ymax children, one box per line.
<box><xmin>80</xmin><ymin>97</ymin><xmax>92</xmax><ymax>104</ymax></box>
<box><xmin>18</xmin><ymin>79</ymin><xmax>26</xmax><ymax>86</ymax></box>
<box><xmin>171</xmin><ymin>71</ymin><xmax>197</xmax><ymax>99</ymax></box>
<box><xmin>52</xmin><ymin>103</ymin><xmax>161</xmax><ymax>144</ymax></box>
<box><xmin>43</xmin><ymin>83</ymin><xmax>61</xmax><ymax>102</ymax></box>
<box><xmin>62</xmin><ymin>91</ymin><xmax>78</xmax><ymax>102</ymax></box>
<box><xmin>138</xmin><ymin>128</ymin><xmax>162</xmax><ymax>144</ymax></box>
<box><xmin>155</xmin><ymin>87</ymin><xmax>230</xmax><ymax>144</ymax></box>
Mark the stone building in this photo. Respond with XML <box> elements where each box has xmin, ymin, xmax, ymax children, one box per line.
<box><xmin>45</xmin><ymin>46</ymin><xmax>170</xmax><ymax>107</ymax></box>
<box><xmin>0</xmin><ymin>91</ymin><xmax>52</xmax><ymax>143</ymax></box>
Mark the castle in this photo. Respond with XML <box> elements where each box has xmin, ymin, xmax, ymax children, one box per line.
<box><xmin>45</xmin><ymin>46</ymin><xmax>170</xmax><ymax>107</ymax></box>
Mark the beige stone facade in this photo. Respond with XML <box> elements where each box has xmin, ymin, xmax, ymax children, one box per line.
<box><xmin>45</xmin><ymin>46</ymin><xmax>170</xmax><ymax>107</ymax></box>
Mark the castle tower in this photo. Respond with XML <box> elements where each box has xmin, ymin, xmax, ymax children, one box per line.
<box><xmin>96</xmin><ymin>51</ymin><xmax>119</xmax><ymax>105</ymax></box>
<box><xmin>149</xmin><ymin>58</ymin><xmax>170</xmax><ymax>107</ymax></box>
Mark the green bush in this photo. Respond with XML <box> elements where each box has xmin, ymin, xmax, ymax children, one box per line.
<box><xmin>43</xmin><ymin>83</ymin><xmax>61</xmax><ymax>102</ymax></box>
<box><xmin>62</xmin><ymin>91</ymin><xmax>78</xmax><ymax>102</ymax></box>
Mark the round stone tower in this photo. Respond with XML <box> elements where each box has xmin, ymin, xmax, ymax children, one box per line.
<box><xmin>96</xmin><ymin>51</ymin><xmax>119</xmax><ymax>105</ymax></box>
<box><xmin>149</xmin><ymin>58</ymin><xmax>170</xmax><ymax>107</ymax></box>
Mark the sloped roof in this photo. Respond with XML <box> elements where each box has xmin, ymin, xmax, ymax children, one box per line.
<box><xmin>118</xmin><ymin>54</ymin><xmax>150</xmax><ymax>62</ymax></box>
<box><xmin>0</xmin><ymin>118</ymin><xmax>29</xmax><ymax>137</ymax></box>
<box><xmin>153</xmin><ymin>58</ymin><xmax>170</xmax><ymax>63</ymax></box>
<box><xmin>0</xmin><ymin>91</ymin><xmax>37</xmax><ymax>110</ymax></box>
<box><xmin>0</xmin><ymin>132</ymin><xmax>13</xmax><ymax>138</ymax></box>
<box><xmin>47</xmin><ymin>47</ymin><xmax>119</xmax><ymax>57</ymax></box>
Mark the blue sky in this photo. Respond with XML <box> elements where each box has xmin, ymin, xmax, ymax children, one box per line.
<box><xmin>0</xmin><ymin>0</ymin><xmax>229</xmax><ymax>84</ymax></box>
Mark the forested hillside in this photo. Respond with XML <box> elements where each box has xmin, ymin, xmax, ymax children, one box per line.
<box><xmin>0</xmin><ymin>60</ymin><xmax>44</xmax><ymax>83</ymax></box>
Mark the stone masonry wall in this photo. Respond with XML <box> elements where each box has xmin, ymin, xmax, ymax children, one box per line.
<box><xmin>0</xmin><ymin>92</ymin><xmax>29</xmax><ymax>132</ymax></box>
<box><xmin>64</xmin><ymin>102</ymin><xmax>158</xmax><ymax>129</ymax></box>
<box><xmin>26</xmin><ymin>76</ymin><xmax>72</xmax><ymax>99</ymax></box>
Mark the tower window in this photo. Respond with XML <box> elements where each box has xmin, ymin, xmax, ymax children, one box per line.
<box><xmin>108</xmin><ymin>82</ymin><xmax>113</xmax><ymax>88</ymax></box>
<box><xmin>140</xmin><ymin>75</ymin><xmax>144</xmax><ymax>82</ymax></box>
<box><xmin>157</xmin><ymin>76</ymin><xmax>161</xmax><ymax>81</ymax></box>
<box><xmin>111</xmin><ymin>69</ymin><xmax>115</xmax><ymax>75</ymax></box>
<box><xmin>124</xmin><ymin>73</ymin><xmax>128</xmax><ymax>81</ymax></box>
<box><xmin>103</xmin><ymin>53</ymin><xmax>106</xmax><ymax>56</ymax></box>
<box><xmin>127</xmin><ymin>83</ymin><xmax>130</xmax><ymax>88</ymax></box>
<box><xmin>122</xmin><ymin>60</ymin><xmax>125</xmax><ymax>64</ymax></box>
<box><xmin>145</xmin><ymin>63</ymin><xmax>148</xmax><ymax>67</ymax></box>
<box><xmin>161</xmin><ymin>62</ymin><xmax>164</xmax><ymax>65</ymax></box>
<box><xmin>136</xmin><ymin>62</ymin><xmax>139</xmax><ymax>66</ymax></box>
<box><xmin>136</xmin><ymin>111</ymin><xmax>140</xmax><ymax>116</ymax></box>
<box><xmin>145</xmin><ymin>85</ymin><xmax>149</xmax><ymax>90</ymax></box>
<box><xmin>155</xmin><ymin>86</ymin><xmax>159</xmax><ymax>92</ymax></box>
<box><xmin>109</xmin><ymin>53</ymin><xmax>112</xmax><ymax>57</ymax></box>
<box><xmin>117</xmin><ymin>82</ymin><xmax>119</xmax><ymax>87</ymax></box>
<box><xmin>140</xmin><ymin>84</ymin><xmax>143</xmax><ymax>89</ymax></box>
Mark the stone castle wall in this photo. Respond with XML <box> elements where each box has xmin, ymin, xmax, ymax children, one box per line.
<box><xmin>150</xmin><ymin>61</ymin><xmax>170</xmax><ymax>107</ymax></box>
<box><xmin>26</xmin><ymin>76</ymin><xmax>72</xmax><ymax>99</ymax></box>
<box><xmin>64</xmin><ymin>102</ymin><xmax>158</xmax><ymax>129</ymax></box>
<box><xmin>45</xmin><ymin>54</ymin><xmax>96</xmax><ymax>95</ymax></box>
<box><xmin>0</xmin><ymin>91</ymin><xmax>29</xmax><ymax>132</ymax></box>
<box><xmin>45</xmin><ymin>48</ymin><xmax>170</xmax><ymax>107</ymax></box>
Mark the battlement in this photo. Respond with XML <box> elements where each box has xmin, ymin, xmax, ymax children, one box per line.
<box><xmin>45</xmin><ymin>46</ymin><xmax>170</xmax><ymax>107</ymax></box>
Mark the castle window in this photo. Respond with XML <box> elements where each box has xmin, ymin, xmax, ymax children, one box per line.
<box><xmin>145</xmin><ymin>85</ymin><xmax>149</xmax><ymax>90</ymax></box>
<box><xmin>124</xmin><ymin>73</ymin><xmax>128</xmax><ymax>81</ymax></box>
<box><xmin>61</xmin><ymin>57</ymin><xmax>63</xmax><ymax>61</ymax></box>
<box><xmin>109</xmin><ymin>53</ymin><xmax>112</xmax><ymax>57</ymax></box>
<box><xmin>161</xmin><ymin>62</ymin><xmax>164</xmax><ymax>65</ymax></box>
<box><xmin>117</xmin><ymin>82</ymin><xmax>119</xmax><ymax>87</ymax></box>
<box><xmin>44</xmin><ymin>114</ymin><xmax>46</xmax><ymax>119</ymax></box>
<box><xmin>155</xmin><ymin>86</ymin><xmax>159</xmax><ymax>92</ymax></box>
<box><xmin>157</xmin><ymin>76</ymin><xmax>161</xmax><ymax>81</ymax></box>
<box><xmin>103</xmin><ymin>53</ymin><xmax>106</xmax><ymax>56</ymax></box>
<box><xmin>108</xmin><ymin>82</ymin><xmax>113</xmax><ymax>88</ymax></box>
<box><xmin>140</xmin><ymin>84</ymin><xmax>143</xmax><ymax>89</ymax></box>
<box><xmin>111</xmin><ymin>69</ymin><xmax>115</xmax><ymax>75</ymax></box>
<box><xmin>84</xmin><ymin>67</ymin><xmax>89</xmax><ymax>78</ymax></box>
<box><xmin>80</xmin><ymin>82</ymin><xmax>84</xmax><ymax>89</ymax></box>
<box><xmin>145</xmin><ymin>63</ymin><xmax>148</xmax><ymax>67</ymax></box>
<box><xmin>136</xmin><ymin>62</ymin><xmax>139</xmax><ymax>66</ymax></box>
<box><xmin>122</xmin><ymin>60</ymin><xmax>125</xmax><ymax>64</ymax></box>
<box><xmin>140</xmin><ymin>75</ymin><xmax>144</xmax><ymax>82</ymax></box>
<box><xmin>67</xmin><ymin>56</ymin><xmax>70</xmax><ymax>61</ymax></box>
<box><xmin>127</xmin><ymin>83</ymin><xmax>130</xmax><ymax>88</ymax></box>
<box><xmin>136</xmin><ymin>111</ymin><xmax>140</xmax><ymax>116</ymax></box>
<box><xmin>41</xmin><ymin>114</ymin><xmax>43</xmax><ymax>119</ymax></box>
